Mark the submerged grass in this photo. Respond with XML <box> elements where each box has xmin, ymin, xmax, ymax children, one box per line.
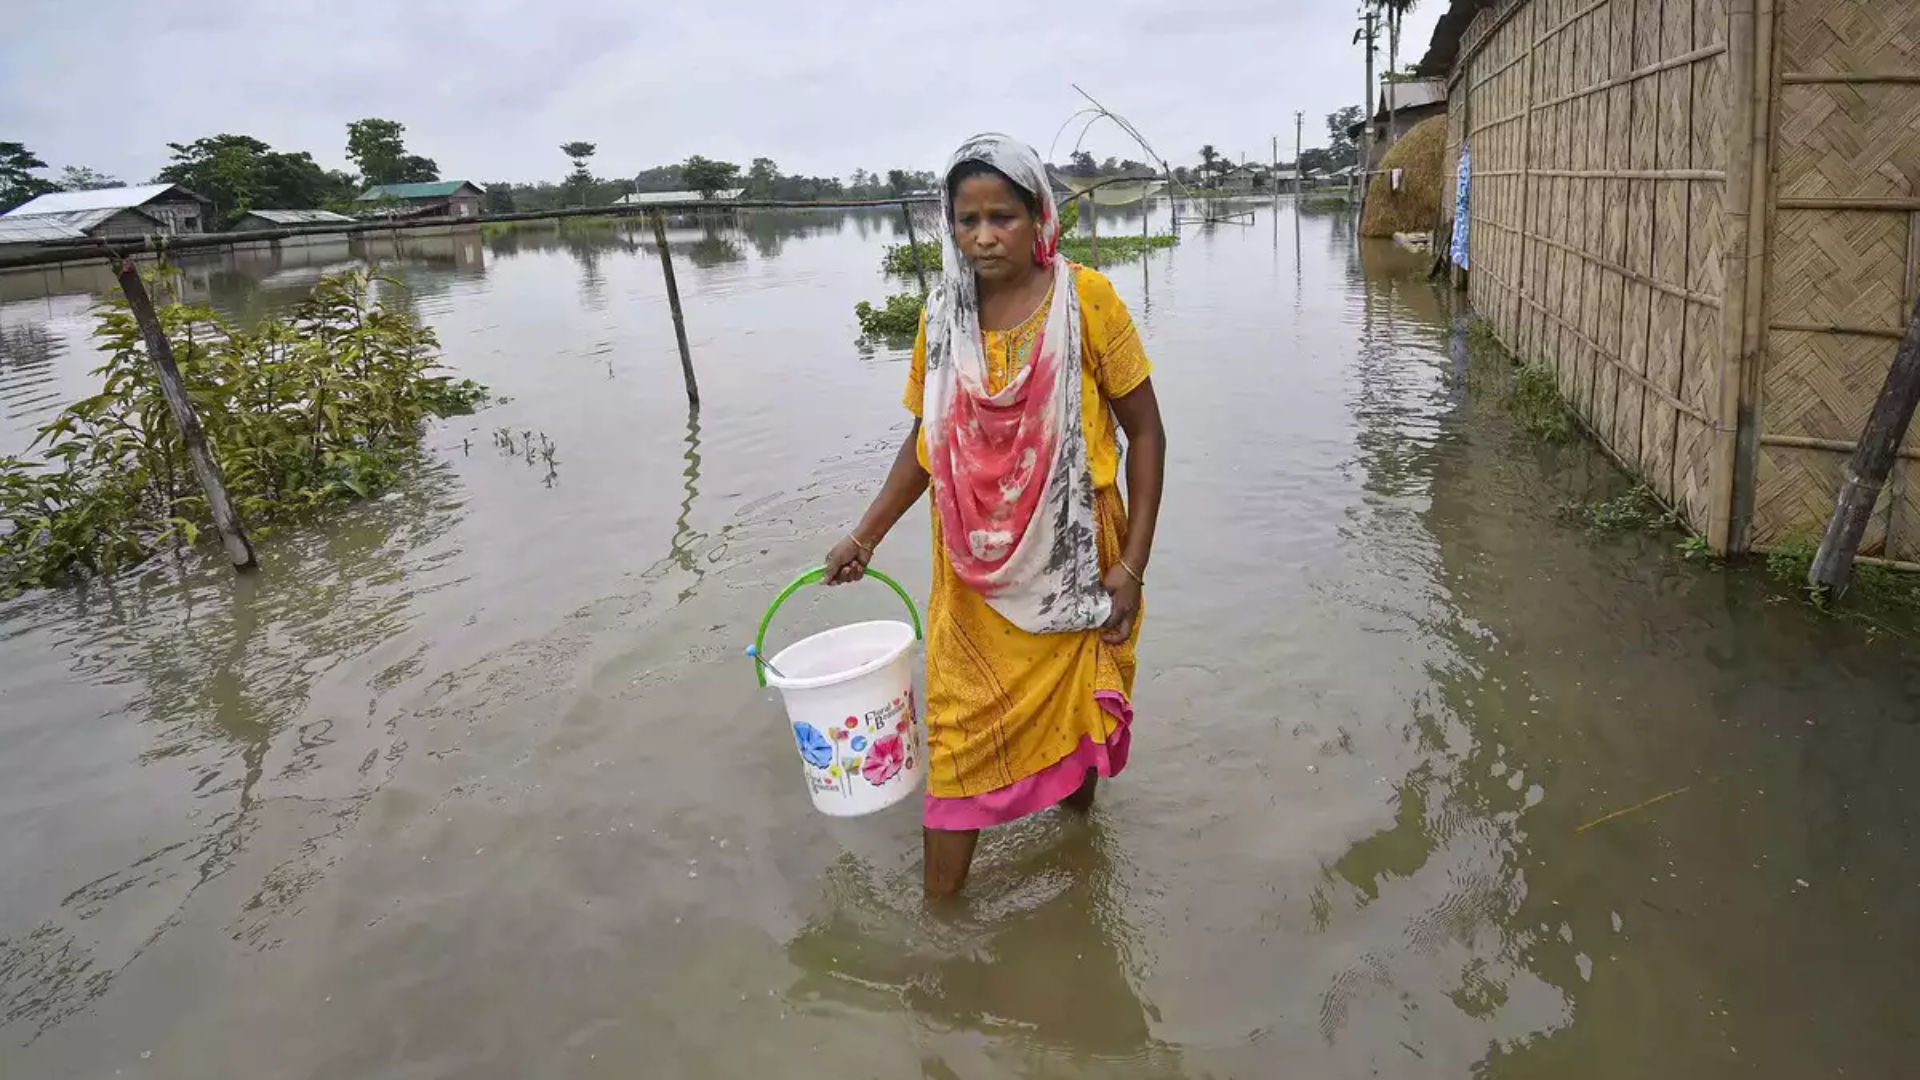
<box><xmin>1502</xmin><ymin>363</ymin><xmax>1577</xmax><ymax>442</ymax></box>
<box><xmin>1558</xmin><ymin>483</ymin><xmax>1677</xmax><ymax>532</ymax></box>
<box><xmin>1761</xmin><ymin>534</ymin><xmax>1920</xmax><ymax>612</ymax></box>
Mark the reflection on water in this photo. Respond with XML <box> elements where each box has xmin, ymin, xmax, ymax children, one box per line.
<box><xmin>788</xmin><ymin>823</ymin><xmax>1184</xmax><ymax>1075</ymax></box>
<box><xmin>2</xmin><ymin>204</ymin><xmax>1918</xmax><ymax>1078</ymax></box>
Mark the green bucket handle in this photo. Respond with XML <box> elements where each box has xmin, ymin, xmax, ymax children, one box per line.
<box><xmin>752</xmin><ymin>567</ymin><xmax>923</xmax><ymax>687</ymax></box>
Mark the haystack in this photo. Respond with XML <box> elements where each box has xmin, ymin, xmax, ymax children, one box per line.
<box><xmin>1360</xmin><ymin>114</ymin><xmax>1448</xmax><ymax>239</ymax></box>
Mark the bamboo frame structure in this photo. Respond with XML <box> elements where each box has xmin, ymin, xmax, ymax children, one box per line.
<box><xmin>1444</xmin><ymin>0</ymin><xmax>1920</xmax><ymax>562</ymax></box>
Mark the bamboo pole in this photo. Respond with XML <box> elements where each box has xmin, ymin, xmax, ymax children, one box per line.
<box><xmin>897</xmin><ymin>201</ymin><xmax>928</xmax><ymax>297</ymax></box>
<box><xmin>1730</xmin><ymin>0</ymin><xmax>1779</xmax><ymax>552</ymax></box>
<box><xmin>648</xmin><ymin>211</ymin><xmax>699</xmax><ymax>409</ymax></box>
<box><xmin>1808</xmin><ymin>292</ymin><xmax>1920</xmax><ymax>600</ymax></box>
<box><xmin>1709</xmin><ymin>0</ymin><xmax>1760</xmax><ymax>555</ymax></box>
<box><xmin>107</xmin><ymin>256</ymin><xmax>257</xmax><ymax>573</ymax></box>
<box><xmin>1515</xmin><ymin>10</ymin><xmax>1538</xmax><ymax>340</ymax></box>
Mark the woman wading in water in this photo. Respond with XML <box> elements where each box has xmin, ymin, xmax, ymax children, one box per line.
<box><xmin>824</xmin><ymin>134</ymin><xmax>1167</xmax><ymax>897</ymax></box>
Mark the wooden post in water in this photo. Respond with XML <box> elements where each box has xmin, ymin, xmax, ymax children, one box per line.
<box><xmin>1808</xmin><ymin>292</ymin><xmax>1920</xmax><ymax>601</ymax></box>
<box><xmin>1088</xmin><ymin>196</ymin><xmax>1098</xmax><ymax>266</ymax></box>
<box><xmin>898</xmin><ymin>202</ymin><xmax>929</xmax><ymax>297</ymax></box>
<box><xmin>108</xmin><ymin>255</ymin><xmax>258</xmax><ymax>572</ymax></box>
<box><xmin>648</xmin><ymin>210</ymin><xmax>700</xmax><ymax>409</ymax></box>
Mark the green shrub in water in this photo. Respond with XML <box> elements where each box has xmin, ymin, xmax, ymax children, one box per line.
<box><xmin>855</xmin><ymin>293</ymin><xmax>924</xmax><ymax>338</ymax></box>
<box><xmin>0</xmin><ymin>268</ymin><xmax>486</xmax><ymax>592</ymax></box>
<box><xmin>881</xmin><ymin>241</ymin><xmax>942</xmax><ymax>277</ymax></box>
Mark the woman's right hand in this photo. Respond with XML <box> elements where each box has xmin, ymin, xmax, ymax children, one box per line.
<box><xmin>824</xmin><ymin>534</ymin><xmax>873</xmax><ymax>586</ymax></box>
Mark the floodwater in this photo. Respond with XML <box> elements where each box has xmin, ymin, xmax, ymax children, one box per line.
<box><xmin>2</xmin><ymin>204</ymin><xmax>1918</xmax><ymax>1079</ymax></box>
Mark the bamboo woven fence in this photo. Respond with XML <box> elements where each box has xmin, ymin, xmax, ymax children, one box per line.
<box><xmin>1444</xmin><ymin>0</ymin><xmax>1920</xmax><ymax>561</ymax></box>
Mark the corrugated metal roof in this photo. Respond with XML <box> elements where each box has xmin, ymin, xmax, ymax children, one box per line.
<box><xmin>612</xmin><ymin>189</ymin><xmax>745</xmax><ymax>204</ymax></box>
<box><xmin>0</xmin><ymin>216</ymin><xmax>89</xmax><ymax>243</ymax></box>
<box><xmin>1377</xmin><ymin>78</ymin><xmax>1448</xmax><ymax>114</ymax></box>
<box><xmin>0</xmin><ymin>206</ymin><xmax>163</xmax><ymax>239</ymax></box>
<box><xmin>1</xmin><ymin>183</ymin><xmax>202</xmax><ymax>217</ymax></box>
<box><xmin>235</xmin><ymin>209</ymin><xmax>357</xmax><ymax>226</ymax></box>
<box><xmin>357</xmin><ymin>181</ymin><xmax>482</xmax><ymax>201</ymax></box>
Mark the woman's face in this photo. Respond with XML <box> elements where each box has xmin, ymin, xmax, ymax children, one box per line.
<box><xmin>951</xmin><ymin>173</ymin><xmax>1038</xmax><ymax>284</ymax></box>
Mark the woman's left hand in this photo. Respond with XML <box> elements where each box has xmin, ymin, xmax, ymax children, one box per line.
<box><xmin>1100</xmin><ymin>564</ymin><xmax>1141</xmax><ymax>645</ymax></box>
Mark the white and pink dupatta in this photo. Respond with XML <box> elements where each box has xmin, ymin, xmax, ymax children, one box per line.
<box><xmin>921</xmin><ymin>134</ymin><xmax>1111</xmax><ymax>635</ymax></box>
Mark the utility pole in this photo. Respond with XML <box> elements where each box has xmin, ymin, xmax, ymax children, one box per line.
<box><xmin>1271</xmin><ymin>135</ymin><xmax>1278</xmax><ymax>200</ymax></box>
<box><xmin>1359</xmin><ymin>4</ymin><xmax>1379</xmax><ymax>201</ymax></box>
<box><xmin>1295</xmin><ymin>111</ymin><xmax>1305</xmax><ymax>197</ymax></box>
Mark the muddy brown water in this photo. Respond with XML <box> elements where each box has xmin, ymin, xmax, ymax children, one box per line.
<box><xmin>2</xmin><ymin>206</ymin><xmax>1918</xmax><ymax>1078</ymax></box>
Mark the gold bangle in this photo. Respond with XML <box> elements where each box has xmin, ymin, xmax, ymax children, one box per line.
<box><xmin>1119</xmin><ymin>558</ymin><xmax>1145</xmax><ymax>585</ymax></box>
<box><xmin>848</xmin><ymin>533</ymin><xmax>876</xmax><ymax>558</ymax></box>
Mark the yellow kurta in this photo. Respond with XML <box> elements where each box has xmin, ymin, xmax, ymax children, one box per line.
<box><xmin>904</xmin><ymin>265</ymin><xmax>1152</xmax><ymax>799</ymax></box>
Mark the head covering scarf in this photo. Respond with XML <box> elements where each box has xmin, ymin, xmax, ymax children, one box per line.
<box><xmin>921</xmin><ymin>134</ymin><xmax>1111</xmax><ymax>634</ymax></box>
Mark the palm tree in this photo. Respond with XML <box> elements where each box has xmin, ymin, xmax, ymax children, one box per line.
<box><xmin>1374</xmin><ymin>0</ymin><xmax>1418</xmax><ymax>139</ymax></box>
<box><xmin>1198</xmin><ymin>145</ymin><xmax>1220</xmax><ymax>188</ymax></box>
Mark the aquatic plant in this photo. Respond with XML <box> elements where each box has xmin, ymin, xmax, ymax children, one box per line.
<box><xmin>1559</xmin><ymin>483</ymin><xmax>1676</xmax><ymax>533</ymax></box>
<box><xmin>881</xmin><ymin>241</ymin><xmax>942</xmax><ymax>277</ymax></box>
<box><xmin>1762</xmin><ymin>533</ymin><xmax>1920</xmax><ymax>614</ymax></box>
<box><xmin>855</xmin><ymin>293</ymin><xmax>924</xmax><ymax>338</ymax></box>
<box><xmin>1059</xmin><ymin>233</ymin><xmax>1177</xmax><ymax>267</ymax></box>
<box><xmin>0</xmin><ymin>269</ymin><xmax>486</xmax><ymax>593</ymax></box>
<box><xmin>1501</xmin><ymin>363</ymin><xmax>1576</xmax><ymax>443</ymax></box>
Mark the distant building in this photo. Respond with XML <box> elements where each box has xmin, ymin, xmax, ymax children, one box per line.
<box><xmin>356</xmin><ymin>181</ymin><xmax>486</xmax><ymax>222</ymax></box>
<box><xmin>1348</xmin><ymin>78</ymin><xmax>1450</xmax><ymax>172</ymax></box>
<box><xmin>1</xmin><ymin>183</ymin><xmax>210</xmax><ymax>234</ymax></box>
<box><xmin>228</xmin><ymin>208</ymin><xmax>358</xmax><ymax>232</ymax></box>
<box><xmin>612</xmin><ymin>189</ymin><xmax>745</xmax><ymax>206</ymax></box>
<box><xmin>0</xmin><ymin>203</ymin><xmax>176</xmax><ymax>256</ymax></box>
<box><xmin>1214</xmin><ymin>163</ymin><xmax>1272</xmax><ymax>194</ymax></box>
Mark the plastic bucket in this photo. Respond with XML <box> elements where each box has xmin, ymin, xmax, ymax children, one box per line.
<box><xmin>752</xmin><ymin>568</ymin><xmax>924</xmax><ymax>818</ymax></box>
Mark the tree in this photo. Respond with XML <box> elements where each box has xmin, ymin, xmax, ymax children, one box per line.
<box><xmin>58</xmin><ymin>165</ymin><xmax>122</xmax><ymax>191</ymax></box>
<box><xmin>1326</xmin><ymin>107</ymin><xmax>1364</xmax><ymax>169</ymax></box>
<box><xmin>560</xmin><ymin>141</ymin><xmax>596</xmax><ymax>205</ymax></box>
<box><xmin>346</xmin><ymin>118</ymin><xmax>439</xmax><ymax>187</ymax></box>
<box><xmin>157</xmin><ymin>134</ymin><xmax>355</xmax><ymax>227</ymax></box>
<box><xmin>886</xmin><ymin>169</ymin><xmax>911</xmax><ymax>196</ymax></box>
<box><xmin>680</xmin><ymin>155</ymin><xmax>741</xmax><ymax>200</ymax></box>
<box><xmin>0</xmin><ymin>142</ymin><xmax>59</xmax><ymax>212</ymax></box>
<box><xmin>1373</xmin><ymin>0</ymin><xmax>1419</xmax><ymax>135</ymax></box>
<box><xmin>773</xmin><ymin>173</ymin><xmax>843</xmax><ymax>201</ymax></box>
<box><xmin>633</xmin><ymin>164</ymin><xmax>684</xmax><ymax>193</ymax></box>
<box><xmin>745</xmin><ymin>157</ymin><xmax>781</xmax><ymax>198</ymax></box>
<box><xmin>1068</xmin><ymin>150</ymin><xmax>1098</xmax><ymax>177</ymax></box>
<box><xmin>1198</xmin><ymin>145</ymin><xmax>1221</xmax><ymax>186</ymax></box>
<box><xmin>482</xmin><ymin>183</ymin><xmax>516</xmax><ymax>215</ymax></box>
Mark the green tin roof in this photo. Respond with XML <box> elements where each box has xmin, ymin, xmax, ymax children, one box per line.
<box><xmin>356</xmin><ymin>181</ymin><xmax>481</xmax><ymax>201</ymax></box>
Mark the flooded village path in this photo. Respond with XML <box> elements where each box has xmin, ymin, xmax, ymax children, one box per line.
<box><xmin>2</xmin><ymin>204</ymin><xmax>1917</xmax><ymax>1078</ymax></box>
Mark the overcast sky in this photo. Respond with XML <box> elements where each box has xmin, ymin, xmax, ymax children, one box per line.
<box><xmin>3</xmin><ymin>0</ymin><xmax>1442</xmax><ymax>185</ymax></box>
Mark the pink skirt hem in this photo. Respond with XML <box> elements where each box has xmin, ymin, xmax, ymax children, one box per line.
<box><xmin>922</xmin><ymin>691</ymin><xmax>1133</xmax><ymax>831</ymax></box>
